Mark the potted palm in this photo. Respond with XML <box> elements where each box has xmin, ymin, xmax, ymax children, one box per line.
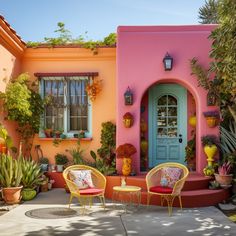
<box><xmin>0</xmin><ymin>154</ymin><xmax>23</xmax><ymax>204</ymax></box>
<box><xmin>55</xmin><ymin>153</ymin><xmax>68</xmax><ymax>172</ymax></box>
<box><xmin>21</xmin><ymin>157</ymin><xmax>43</xmax><ymax>201</ymax></box>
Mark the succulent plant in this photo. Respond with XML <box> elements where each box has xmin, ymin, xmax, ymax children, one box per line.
<box><xmin>0</xmin><ymin>154</ymin><xmax>22</xmax><ymax>187</ymax></box>
<box><xmin>21</xmin><ymin>157</ymin><xmax>44</xmax><ymax>189</ymax></box>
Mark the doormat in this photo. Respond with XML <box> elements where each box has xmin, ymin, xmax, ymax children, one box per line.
<box><xmin>25</xmin><ymin>207</ymin><xmax>78</xmax><ymax>219</ymax></box>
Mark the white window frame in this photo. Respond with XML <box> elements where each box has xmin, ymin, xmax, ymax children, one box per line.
<box><xmin>39</xmin><ymin>76</ymin><xmax>92</xmax><ymax>138</ymax></box>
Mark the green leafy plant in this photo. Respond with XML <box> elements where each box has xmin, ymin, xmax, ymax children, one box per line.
<box><xmin>0</xmin><ymin>123</ymin><xmax>13</xmax><ymax>149</ymax></box>
<box><xmin>55</xmin><ymin>153</ymin><xmax>68</xmax><ymax>165</ymax></box>
<box><xmin>220</xmin><ymin>121</ymin><xmax>236</xmax><ymax>154</ymax></box>
<box><xmin>21</xmin><ymin>157</ymin><xmax>44</xmax><ymax>189</ymax></box>
<box><xmin>90</xmin><ymin>150</ymin><xmax>116</xmax><ymax>175</ymax></box>
<box><xmin>0</xmin><ymin>73</ymin><xmax>44</xmax><ymax>154</ymax></box>
<box><xmin>26</xmin><ymin>22</ymin><xmax>116</xmax><ymax>54</ymax></box>
<box><xmin>201</xmin><ymin>135</ymin><xmax>219</xmax><ymax>146</ymax></box>
<box><xmin>66</xmin><ymin>139</ymin><xmax>90</xmax><ymax>165</ymax></box>
<box><xmin>0</xmin><ymin>154</ymin><xmax>23</xmax><ymax>187</ymax></box>
<box><xmin>185</xmin><ymin>135</ymin><xmax>196</xmax><ymax>162</ymax></box>
<box><xmin>97</xmin><ymin>121</ymin><xmax>116</xmax><ymax>166</ymax></box>
<box><xmin>198</xmin><ymin>0</ymin><xmax>219</xmax><ymax>24</ymax></box>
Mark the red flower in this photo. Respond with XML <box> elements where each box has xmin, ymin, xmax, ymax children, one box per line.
<box><xmin>116</xmin><ymin>143</ymin><xmax>137</xmax><ymax>158</ymax></box>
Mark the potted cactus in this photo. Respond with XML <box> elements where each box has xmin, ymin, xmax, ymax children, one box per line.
<box><xmin>0</xmin><ymin>154</ymin><xmax>23</xmax><ymax>204</ymax></box>
<box><xmin>21</xmin><ymin>157</ymin><xmax>44</xmax><ymax>201</ymax></box>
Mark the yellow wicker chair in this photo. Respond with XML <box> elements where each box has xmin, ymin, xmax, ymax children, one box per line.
<box><xmin>146</xmin><ymin>162</ymin><xmax>189</xmax><ymax>216</ymax></box>
<box><xmin>63</xmin><ymin>165</ymin><xmax>106</xmax><ymax>213</ymax></box>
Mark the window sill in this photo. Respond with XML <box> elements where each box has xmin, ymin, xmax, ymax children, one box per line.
<box><xmin>38</xmin><ymin>137</ymin><xmax>92</xmax><ymax>141</ymax></box>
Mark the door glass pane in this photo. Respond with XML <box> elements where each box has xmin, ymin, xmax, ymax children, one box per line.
<box><xmin>168</xmin><ymin>95</ymin><xmax>177</xmax><ymax>105</ymax></box>
<box><xmin>168</xmin><ymin>107</ymin><xmax>177</xmax><ymax>116</ymax></box>
<box><xmin>158</xmin><ymin>95</ymin><xmax>167</xmax><ymax>105</ymax></box>
<box><xmin>168</xmin><ymin>128</ymin><xmax>177</xmax><ymax>137</ymax></box>
<box><xmin>157</xmin><ymin>94</ymin><xmax>178</xmax><ymax>138</ymax></box>
<box><xmin>157</xmin><ymin>107</ymin><xmax>167</xmax><ymax>116</ymax></box>
<box><xmin>168</xmin><ymin>118</ymin><xmax>177</xmax><ymax>127</ymax></box>
<box><xmin>157</xmin><ymin>118</ymin><xmax>167</xmax><ymax>127</ymax></box>
<box><xmin>157</xmin><ymin>128</ymin><xmax>167</xmax><ymax>137</ymax></box>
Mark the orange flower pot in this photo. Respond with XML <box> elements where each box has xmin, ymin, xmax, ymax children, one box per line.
<box><xmin>206</xmin><ymin>117</ymin><xmax>217</xmax><ymax>128</ymax></box>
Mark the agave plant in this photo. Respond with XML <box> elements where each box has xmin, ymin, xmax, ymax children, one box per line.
<box><xmin>0</xmin><ymin>154</ymin><xmax>22</xmax><ymax>187</ymax></box>
<box><xmin>220</xmin><ymin>121</ymin><xmax>236</xmax><ymax>154</ymax></box>
<box><xmin>21</xmin><ymin>156</ymin><xmax>44</xmax><ymax>189</ymax></box>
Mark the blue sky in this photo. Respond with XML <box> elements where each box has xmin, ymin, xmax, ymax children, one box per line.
<box><xmin>0</xmin><ymin>0</ymin><xmax>205</xmax><ymax>42</ymax></box>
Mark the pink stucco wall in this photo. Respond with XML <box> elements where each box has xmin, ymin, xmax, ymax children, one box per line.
<box><xmin>117</xmin><ymin>25</ymin><xmax>219</xmax><ymax>174</ymax></box>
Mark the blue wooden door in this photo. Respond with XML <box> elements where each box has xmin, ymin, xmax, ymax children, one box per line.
<box><xmin>148</xmin><ymin>84</ymin><xmax>187</xmax><ymax>167</ymax></box>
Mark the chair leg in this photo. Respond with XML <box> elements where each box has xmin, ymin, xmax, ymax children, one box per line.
<box><xmin>68</xmin><ymin>194</ymin><xmax>73</xmax><ymax>208</ymax></box>
<box><xmin>178</xmin><ymin>195</ymin><xmax>183</xmax><ymax>211</ymax></box>
<box><xmin>160</xmin><ymin>196</ymin><xmax>165</xmax><ymax>206</ymax></box>
<box><xmin>99</xmin><ymin>195</ymin><xmax>106</xmax><ymax>210</ymax></box>
<box><xmin>89</xmin><ymin>197</ymin><xmax>93</xmax><ymax>208</ymax></box>
<box><xmin>166</xmin><ymin>196</ymin><xmax>175</xmax><ymax>216</ymax></box>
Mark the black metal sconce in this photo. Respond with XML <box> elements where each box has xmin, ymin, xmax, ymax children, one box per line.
<box><xmin>163</xmin><ymin>52</ymin><xmax>173</xmax><ymax>71</ymax></box>
<box><xmin>124</xmin><ymin>87</ymin><xmax>133</xmax><ymax>105</ymax></box>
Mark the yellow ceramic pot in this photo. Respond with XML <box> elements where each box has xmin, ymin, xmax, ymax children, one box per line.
<box><xmin>204</xmin><ymin>144</ymin><xmax>217</xmax><ymax>162</ymax></box>
<box><xmin>189</xmin><ymin>116</ymin><xmax>197</xmax><ymax>128</ymax></box>
<box><xmin>122</xmin><ymin>157</ymin><xmax>132</xmax><ymax>176</ymax></box>
<box><xmin>140</xmin><ymin>139</ymin><xmax>148</xmax><ymax>154</ymax></box>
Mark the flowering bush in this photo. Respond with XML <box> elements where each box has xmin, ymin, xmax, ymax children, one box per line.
<box><xmin>116</xmin><ymin>143</ymin><xmax>137</xmax><ymax>158</ymax></box>
<box><xmin>203</xmin><ymin>110</ymin><xmax>219</xmax><ymax>118</ymax></box>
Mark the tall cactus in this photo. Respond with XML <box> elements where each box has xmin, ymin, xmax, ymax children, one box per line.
<box><xmin>0</xmin><ymin>154</ymin><xmax>22</xmax><ymax>187</ymax></box>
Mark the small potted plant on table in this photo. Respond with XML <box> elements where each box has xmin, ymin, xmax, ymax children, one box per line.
<box><xmin>55</xmin><ymin>153</ymin><xmax>68</xmax><ymax>172</ymax></box>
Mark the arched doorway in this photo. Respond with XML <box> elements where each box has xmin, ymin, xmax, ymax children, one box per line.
<box><xmin>140</xmin><ymin>83</ymin><xmax>196</xmax><ymax>171</ymax></box>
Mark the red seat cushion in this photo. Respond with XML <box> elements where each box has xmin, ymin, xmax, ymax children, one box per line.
<box><xmin>79</xmin><ymin>188</ymin><xmax>103</xmax><ymax>195</ymax></box>
<box><xmin>149</xmin><ymin>186</ymin><xmax>173</xmax><ymax>194</ymax></box>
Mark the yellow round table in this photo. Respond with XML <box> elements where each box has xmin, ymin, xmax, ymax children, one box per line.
<box><xmin>112</xmin><ymin>185</ymin><xmax>141</xmax><ymax>211</ymax></box>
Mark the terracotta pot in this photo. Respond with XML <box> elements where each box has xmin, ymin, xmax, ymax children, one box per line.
<box><xmin>214</xmin><ymin>173</ymin><xmax>233</xmax><ymax>187</ymax></box>
<box><xmin>122</xmin><ymin>157</ymin><xmax>132</xmax><ymax>176</ymax></box>
<box><xmin>2</xmin><ymin>186</ymin><xmax>23</xmax><ymax>204</ymax></box>
<box><xmin>206</xmin><ymin>117</ymin><xmax>217</xmax><ymax>128</ymax></box>
<box><xmin>189</xmin><ymin>116</ymin><xmax>197</xmax><ymax>128</ymax></box>
<box><xmin>204</xmin><ymin>144</ymin><xmax>217</xmax><ymax>162</ymax></box>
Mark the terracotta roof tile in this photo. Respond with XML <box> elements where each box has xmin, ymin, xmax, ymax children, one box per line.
<box><xmin>0</xmin><ymin>14</ymin><xmax>26</xmax><ymax>45</ymax></box>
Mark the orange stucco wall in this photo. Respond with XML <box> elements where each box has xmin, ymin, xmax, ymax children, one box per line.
<box><xmin>21</xmin><ymin>47</ymin><xmax>116</xmax><ymax>164</ymax></box>
<box><xmin>0</xmin><ymin>41</ymin><xmax>22</xmax><ymax>150</ymax></box>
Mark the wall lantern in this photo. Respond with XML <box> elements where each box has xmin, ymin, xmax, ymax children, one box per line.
<box><xmin>163</xmin><ymin>52</ymin><xmax>173</xmax><ymax>71</ymax></box>
<box><xmin>123</xmin><ymin>112</ymin><xmax>134</xmax><ymax>128</ymax></box>
<box><xmin>124</xmin><ymin>87</ymin><xmax>133</xmax><ymax>105</ymax></box>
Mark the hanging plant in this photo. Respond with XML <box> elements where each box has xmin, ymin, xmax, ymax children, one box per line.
<box><xmin>86</xmin><ymin>78</ymin><xmax>102</xmax><ymax>101</ymax></box>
